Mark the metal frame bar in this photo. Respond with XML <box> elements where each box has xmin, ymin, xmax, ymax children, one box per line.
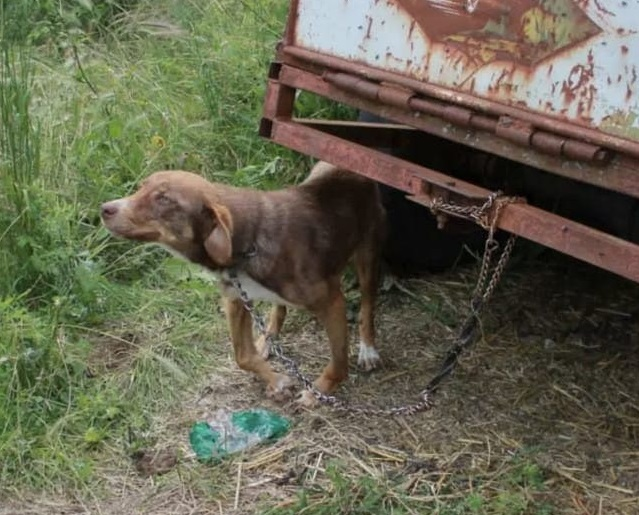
<box><xmin>281</xmin><ymin>45</ymin><xmax>639</xmax><ymax>160</ymax></box>
<box><xmin>322</xmin><ymin>71</ymin><xmax>610</xmax><ymax>164</ymax></box>
<box><xmin>276</xmin><ymin>64</ymin><xmax>639</xmax><ymax>199</ymax></box>
<box><xmin>260</xmin><ymin>67</ymin><xmax>639</xmax><ymax>284</ymax></box>
<box><xmin>264</xmin><ymin>117</ymin><xmax>639</xmax><ymax>282</ymax></box>
<box><xmin>295</xmin><ymin>119</ymin><xmax>419</xmax><ymax>149</ymax></box>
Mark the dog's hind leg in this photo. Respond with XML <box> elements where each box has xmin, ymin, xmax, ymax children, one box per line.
<box><xmin>224</xmin><ymin>297</ymin><xmax>293</xmax><ymax>400</ymax></box>
<box><xmin>354</xmin><ymin>242</ymin><xmax>382</xmax><ymax>372</ymax></box>
<box><xmin>254</xmin><ymin>305</ymin><xmax>287</xmax><ymax>359</ymax></box>
<box><xmin>311</xmin><ymin>281</ymin><xmax>350</xmax><ymax>395</ymax></box>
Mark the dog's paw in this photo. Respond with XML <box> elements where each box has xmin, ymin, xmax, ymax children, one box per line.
<box><xmin>254</xmin><ymin>334</ymin><xmax>271</xmax><ymax>360</ymax></box>
<box><xmin>357</xmin><ymin>341</ymin><xmax>381</xmax><ymax>372</ymax></box>
<box><xmin>294</xmin><ymin>390</ymin><xmax>318</xmax><ymax>411</ymax></box>
<box><xmin>265</xmin><ymin>374</ymin><xmax>295</xmax><ymax>402</ymax></box>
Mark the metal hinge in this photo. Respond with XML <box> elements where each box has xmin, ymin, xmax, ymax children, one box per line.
<box><xmin>323</xmin><ymin>71</ymin><xmax>612</xmax><ymax>164</ymax></box>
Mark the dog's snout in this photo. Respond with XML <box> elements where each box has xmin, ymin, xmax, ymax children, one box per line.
<box><xmin>101</xmin><ymin>201</ymin><xmax>119</xmax><ymax>219</ymax></box>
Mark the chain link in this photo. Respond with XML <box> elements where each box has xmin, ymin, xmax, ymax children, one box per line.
<box><xmin>227</xmin><ymin>192</ymin><xmax>521</xmax><ymax>416</ymax></box>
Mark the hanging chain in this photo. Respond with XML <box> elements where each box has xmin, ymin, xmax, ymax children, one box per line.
<box><xmin>228</xmin><ymin>192</ymin><xmax>521</xmax><ymax>416</ymax></box>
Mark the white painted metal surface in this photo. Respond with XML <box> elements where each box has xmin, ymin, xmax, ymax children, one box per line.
<box><xmin>293</xmin><ymin>0</ymin><xmax>639</xmax><ymax>142</ymax></box>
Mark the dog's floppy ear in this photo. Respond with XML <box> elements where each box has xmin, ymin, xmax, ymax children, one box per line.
<box><xmin>203</xmin><ymin>203</ymin><xmax>233</xmax><ymax>266</ymax></box>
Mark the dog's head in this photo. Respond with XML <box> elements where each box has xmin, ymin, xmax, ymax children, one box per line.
<box><xmin>101</xmin><ymin>171</ymin><xmax>233</xmax><ymax>267</ymax></box>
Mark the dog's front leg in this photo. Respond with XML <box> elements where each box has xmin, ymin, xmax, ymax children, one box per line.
<box><xmin>254</xmin><ymin>304</ymin><xmax>287</xmax><ymax>359</ymax></box>
<box><xmin>223</xmin><ymin>297</ymin><xmax>294</xmax><ymax>400</ymax></box>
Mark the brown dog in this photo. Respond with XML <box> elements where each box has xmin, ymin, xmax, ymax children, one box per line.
<box><xmin>101</xmin><ymin>161</ymin><xmax>385</xmax><ymax>404</ymax></box>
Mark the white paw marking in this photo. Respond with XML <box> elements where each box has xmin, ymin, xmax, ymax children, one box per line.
<box><xmin>357</xmin><ymin>341</ymin><xmax>380</xmax><ymax>371</ymax></box>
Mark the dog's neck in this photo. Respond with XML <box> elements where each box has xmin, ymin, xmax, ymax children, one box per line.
<box><xmin>207</xmin><ymin>189</ymin><xmax>271</xmax><ymax>273</ymax></box>
<box><xmin>229</xmin><ymin>242</ymin><xmax>258</xmax><ymax>270</ymax></box>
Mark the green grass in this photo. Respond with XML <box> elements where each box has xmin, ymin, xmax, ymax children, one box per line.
<box><xmin>0</xmin><ymin>0</ymin><xmax>317</xmax><ymax>494</ymax></box>
<box><xmin>262</xmin><ymin>456</ymin><xmax>553</xmax><ymax>515</ymax></box>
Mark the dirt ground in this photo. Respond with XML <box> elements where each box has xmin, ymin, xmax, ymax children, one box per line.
<box><xmin>4</xmin><ymin>249</ymin><xmax>639</xmax><ymax>514</ymax></box>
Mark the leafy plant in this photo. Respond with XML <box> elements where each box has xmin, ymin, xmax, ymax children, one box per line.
<box><xmin>0</xmin><ymin>0</ymin><xmax>300</xmax><ymax>493</ymax></box>
<box><xmin>0</xmin><ymin>0</ymin><xmax>141</xmax><ymax>45</ymax></box>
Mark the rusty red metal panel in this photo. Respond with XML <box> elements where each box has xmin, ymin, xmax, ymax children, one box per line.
<box><xmin>495</xmin><ymin>117</ymin><xmax>534</xmax><ymax>147</ymax></box>
<box><xmin>282</xmin><ymin>45</ymin><xmax>639</xmax><ymax>160</ymax></box>
<box><xmin>411</xmin><ymin>193</ymin><xmax>639</xmax><ymax>281</ymax></box>
<box><xmin>294</xmin><ymin>119</ymin><xmax>419</xmax><ymax>149</ymax></box>
<box><xmin>262</xmin><ymin>117</ymin><xmax>639</xmax><ymax>283</ymax></box>
<box><xmin>321</xmin><ymin>70</ymin><xmax>613</xmax><ymax>163</ymax></box>
<box><xmin>290</xmin><ymin>0</ymin><xmax>639</xmax><ymax>149</ymax></box>
<box><xmin>266</xmin><ymin>118</ymin><xmax>488</xmax><ymax>197</ymax></box>
<box><xmin>499</xmin><ymin>205</ymin><xmax>639</xmax><ymax>282</ymax></box>
<box><xmin>262</xmin><ymin>78</ymin><xmax>296</xmax><ymax>120</ymax></box>
<box><xmin>283</xmin><ymin>0</ymin><xmax>299</xmax><ymax>46</ymax></box>
<box><xmin>275</xmin><ymin>64</ymin><xmax>639</xmax><ymax>198</ymax></box>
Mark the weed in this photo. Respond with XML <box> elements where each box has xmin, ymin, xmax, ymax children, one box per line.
<box><xmin>262</xmin><ymin>456</ymin><xmax>554</xmax><ymax>515</ymax></box>
<box><xmin>0</xmin><ymin>0</ymin><xmax>302</xmax><ymax>492</ymax></box>
<box><xmin>1</xmin><ymin>0</ymin><xmax>141</xmax><ymax>45</ymax></box>
<box><xmin>263</xmin><ymin>462</ymin><xmax>414</xmax><ymax>515</ymax></box>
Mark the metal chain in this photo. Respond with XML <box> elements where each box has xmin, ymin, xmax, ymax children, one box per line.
<box><xmin>228</xmin><ymin>192</ymin><xmax>521</xmax><ymax>416</ymax></box>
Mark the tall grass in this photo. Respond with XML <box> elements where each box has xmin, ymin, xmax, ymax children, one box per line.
<box><xmin>0</xmin><ymin>0</ymin><xmax>68</xmax><ymax>490</ymax></box>
<box><xmin>0</xmin><ymin>17</ymin><xmax>40</xmax><ymax>295</ymax></box>
<box><xmin>0</xmin><ymin>0</ymin><xmax>317</xmax><ymax>492</ymax></box>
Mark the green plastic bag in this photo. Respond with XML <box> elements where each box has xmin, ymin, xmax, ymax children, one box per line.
<box><xmin>189</xmin><ymin>408</ymin><xmax>290</xmax><ymax>462</ymax></box>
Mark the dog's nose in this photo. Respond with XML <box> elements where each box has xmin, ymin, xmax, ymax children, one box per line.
<box><xmin>101</xmin><ymin>202</ymin><xmax>119</xmax><ymax>219</ymax></box>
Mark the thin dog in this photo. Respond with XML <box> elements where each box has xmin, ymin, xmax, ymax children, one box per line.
<box><xmin>101</xmin><ymin>162</ymin><xmax>386</xmax><ymax>404</ymax></box>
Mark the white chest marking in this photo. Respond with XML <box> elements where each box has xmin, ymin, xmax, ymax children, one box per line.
<box><xmin>220</xmin><ymin>271</ymin><xmax>292</xmax><ymax>306</ymax></box>
<box><xmin>156</xmin><ymin>244</ymin><xmax>291</xmax><ymax>306</ymax></box>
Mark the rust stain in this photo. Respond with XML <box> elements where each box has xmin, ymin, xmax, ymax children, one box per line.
<box><xmin>384</xmin><ymin>51</ymin><xmax>406</xmax><ymax>66</ymax></box>
<box><xmin>562</xmin><ymin>64</ymin><xmax>586</xmax><ymax>102</ymax></box>
<box><xmin>400</xmin><ymin>0</ymin><xmax>602</xmax><ymax>67</ymax></box>
<box><xmin>384</xmin><ymin>0</ymin><xmax>615</xmax><ymax>125</ymax></box>
<box><xmin>558</xmin><ymin>50</ymin><xmax>597</xmax><ymax>118</ymax></box>
<box><xmin>407</xmin><ymin>19</ymin><xmax>416</xmax><ymax>40</ymax></box>
<box><xmin>299</xmin><ymin>0</ymin><xmax>638</xmax><ymax>142</ymax></box>
<box><xmin>494</xmin><ymin>68</ymin><xmax>509</xmax><ymax>89</ymax></box>
<box><xmin>593</xmin><ymin>0</ymin><xmax>615</xmax><ymax>16</ymax></box>
<box><xmin>574</xmin><ymin>0</ymin><xmax>615</xmax><ymax>17</ymax></box>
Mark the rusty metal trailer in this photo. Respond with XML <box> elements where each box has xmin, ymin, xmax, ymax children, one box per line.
<box><xmin>260</xmin><ymin>0</ymin><xmax>639</xmax><ymax>282</ymax></box>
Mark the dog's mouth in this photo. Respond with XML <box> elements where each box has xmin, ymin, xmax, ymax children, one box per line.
<box><xmin>122</xmin><ymin>228</ymin><xmax>162</xmax><ymax>242</ymax></box>
<box><xmin>102</xmin><ymin>219</ymin><xmax>162</xmax><ymax>242</ymax></box>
